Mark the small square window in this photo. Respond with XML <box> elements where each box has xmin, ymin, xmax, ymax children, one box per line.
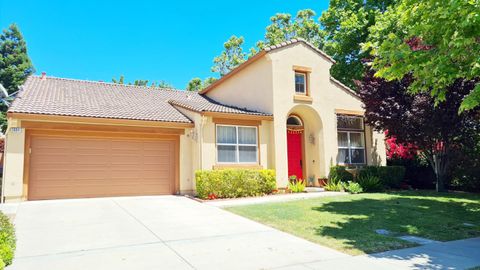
<box><xmin>295</xmin><ymin>72</ymin><xmax>306</xmax><ymax>94</ymax></box>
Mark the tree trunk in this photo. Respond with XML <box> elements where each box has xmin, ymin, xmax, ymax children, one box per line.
<box><xmin>431</xmin><ymin>152</ymin><xmax>449</xmax><ymax>192</ymax></box>
<box><xmin>423</xmin><ymin>147</ymin><xmax>449</xmax><ymax>192</ymax></box>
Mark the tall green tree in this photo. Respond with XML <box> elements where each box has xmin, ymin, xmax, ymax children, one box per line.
<box><xmin>186</xmin><ymin>78</ymin><xmax>202</xmax><ymax>91</ymax></box>
<box><xmin>258</xmin><ymin>9</ymin><xmax>324</xmax><ymax>49</ymax></box>
<box><xmin>112</xmin><ymin>76</ymin><xmax>173</xmax><ymax>88</ymax></box>
<box><xmin>152</xmin><ymin>80</ymin><xmax>174</xmax><ymax>89</ymax></box>
<box><xmin>0</xmin><ymin>23</ymin><xmax>34</xmax><ymax>132</ymax></box>
<box><xmin>365</xmin><ymin>0</ymin><xmax>480</xmax><ymax>111</ymax></box>
<box><xmin>186</xmin><ymin>77</ymin><xmax>217</xmax><ymax>91</ymax></box>
<box><xmin>111</xmin><ymin>75</ymin><xmax>125</xmax><ymax>84</ymax></box>
<box><xmin>320</xmin><ymin>0</ymin><xmax>396</xmax><ymax>89</ymax></box>
<box><xmin>0</xmin><ymin>23</ymin><xmax>34</xmax><ymax>94</ymax></box>
<box><xmin>211</xmin><ymin>36</ymin><xmax>247</xmax><ymax>77</ymax></box>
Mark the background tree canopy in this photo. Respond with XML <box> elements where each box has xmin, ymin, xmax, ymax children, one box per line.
<box><xmin>0</xmin><ymin>23</ymin><xmax>34</xmax><ymax>132</ymax></box>
<box><xmin>320</xmin><ymin>0</ymin><xmax>396</xmax><ymax>89</ymax></box>
<box><xmin>365</xmin><ymin>0</ymin><xmax>480</xmax><ymax>111</ymax></box>
<box><xmin>112</xmin><ymin>75</ymin><xmax>174</xmax><ymax>88</ymax></box>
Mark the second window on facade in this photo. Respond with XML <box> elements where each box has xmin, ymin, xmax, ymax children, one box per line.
<box><xmin>217</xmin><ymin>125</ymin><xmax>258</xmax><ymax>163</ymax></box>
<box><xmin>337</xmin><ymin>115</ymin><xmax>366</xmax><ymax>165</ymax></box>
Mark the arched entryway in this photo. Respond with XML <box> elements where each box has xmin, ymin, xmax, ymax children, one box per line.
<box><xmin>287</xmin><ymin>115</ymin><xmax>304</xmax><ymax>180</ymax></box>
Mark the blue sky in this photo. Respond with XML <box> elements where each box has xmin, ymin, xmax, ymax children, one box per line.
<box><xmin>0</xmin><ymin>0</ymin><xmax>329</xmax><ymax>89</ymax></box>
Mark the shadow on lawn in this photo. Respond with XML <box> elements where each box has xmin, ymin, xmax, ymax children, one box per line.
<box><xmin>312</xmin><ymin>192</ymin><xmax>480</xmax><ymax>255</ymax></box>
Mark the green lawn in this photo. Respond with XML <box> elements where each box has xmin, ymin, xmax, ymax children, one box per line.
<box><xmin>226</xmin><ymin>191</ymin><xmax>480</xmax><ymax>255</ymax></box>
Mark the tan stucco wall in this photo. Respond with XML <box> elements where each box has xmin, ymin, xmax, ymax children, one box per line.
<box><xmin>2</xmin><ymin>118</ymin><xmax>25</xmax><ymax>202</ymax></box>
<box><xmin>207</xmin><ymin>56</ymin><xmax>274</xmax><ymax>114</ymax></box>
<box><xmin>269</xmin><ymin>43</ymin><xmax>386</xmax><ymax>187</ymax></box>
<box><xmin>175</xmin><ymin>107</ymin><xmax>273</xmax><ymax>195</ymax></box>
<box><xmin>204</xmin><ymin>42</ymin><xmax>387</xmax><ymax>188</ymax></box>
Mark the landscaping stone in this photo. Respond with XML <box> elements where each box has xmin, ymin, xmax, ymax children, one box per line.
<box><xmin>374</xmin><ymin>229</ymin><xmax>391</xmax><ymax>236</ymax></box>
<box><xmin>397</xmin><ymin>235</ymin><xmax>441</xmax><ymax>245</ymax></box>
<box><xmin>463</xmin><ymin>222</ymin><xmax>475</xmax><ymax>227</ymax></box>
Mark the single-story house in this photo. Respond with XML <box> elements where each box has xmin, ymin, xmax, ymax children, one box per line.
<box><xmin>1</xmin><ymin>39</ymin><xmax>386</xmax><ymax>202</ymax></box>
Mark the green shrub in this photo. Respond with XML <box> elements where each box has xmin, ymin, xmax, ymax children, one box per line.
<box><xmin>0</xmin><ymin>212</ymin><xmax>15</xmax><ymax>267</ymax></box>
<box><xmin>324</xmin><ymin>175</ymin><xmax>345</xmax><ymax>192</ymax></box>
<box><xmin>288</xmin><ymin>178</ymin><xmax>306</xmax><ymax>193</ymax></box>
<box><xmin>358</xmin><ymin>166</ymin><xmax>406</xmax><ymax>188</ymax></box>
<box><xmin>195</xmin><ymin>169</ymin><xmax>276</xmax><ymax>199</ymax></box>
<box><xmin>329</xmin><ymin>166</ymin><xmax>354</xmax><ymax>182</ymax></box>
<box><xmin>356</xmin><ymin>172</ymin><xmax>383</xmax><ymax>192</ymax></box>
<box><xmin>342</xmin><ymin>181</ymin><xmax>363</xmax><ymax>194</ymax></box>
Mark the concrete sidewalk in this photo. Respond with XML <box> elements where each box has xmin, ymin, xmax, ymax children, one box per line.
<box><xmin>277</xmin><ymin>237</ymin><xmax>480</xmax><ymax>270</ymax></box>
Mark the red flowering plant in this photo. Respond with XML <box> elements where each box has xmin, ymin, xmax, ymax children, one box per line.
<box><xmin>385</xmin><ymin>131</ymin><xmax>417</xmax><ymax>160</ymax></box>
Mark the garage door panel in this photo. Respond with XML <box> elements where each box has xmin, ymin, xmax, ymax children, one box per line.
<box><xmin>29</xmin><ymin>135</ymin><xmax>176</xmax><ymax>200</ymax></box>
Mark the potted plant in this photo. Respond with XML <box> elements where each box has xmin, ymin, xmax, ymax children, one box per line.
<box><xmin>318</xmin><ymin>176</ymin><xmax>328</xmax><ymax>187</ymax></box>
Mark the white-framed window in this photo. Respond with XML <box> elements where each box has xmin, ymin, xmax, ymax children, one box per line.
<box><xmin>216</xmin><ymin>125</ymin><xmax>258</xmax><ymax>163</ymax></box>
<box><xmin>295</xmin><ymin>72</ymin><xmax>307</xmax><ymax>94</ymax></box>
<box><xmin>337</xmin><ymin>115</ymin><xmax>366</xmax><ymax>165</ymax></box>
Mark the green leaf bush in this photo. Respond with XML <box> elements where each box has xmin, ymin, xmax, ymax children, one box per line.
<box><xmin>328</xmin><ymin>166</ymin><xmax>354</xmax><ymax>182</ymax></box>
<box><xmin>324</xmin><ymin>175</ymin><xmax>345</xmax><ymax>192</ymax></box>
<box><xmin>328</xmin><ymin>165</ymin><xmax>406</xmax><ymax>191</ymax></box>
<box><xmin>195</xmin><ymin>169</ymin><xmax>276</xmax><ymax>199</ymax></box>
<box><xmin>358</xmin><ymin>166</ymin><xmax>406</xmax><ymax>188</ymax></box>
<box><xmin>356</xmin><ymin>172</ymin><xmax>383</xmax><ymax>192</ymax></box>
<box><xmin>287</xmin><ymin>178</ymin><xmax>306</xmax><ymax>193</ymax></box>
<box><xmin>0</xmin><ymin>212</ymin><xmax>15</xmax><ymax>268</ymax></box>
<box><xmin>342</xmin><ymin>181</ymin><xmax>363</xmax><ymax>194</ymax></box>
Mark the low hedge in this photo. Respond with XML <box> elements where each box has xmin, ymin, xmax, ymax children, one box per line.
<box><xmin>195</xmin><ymin>169</ymin><xmax>276</xmax><ymax>199</ymax></box>
<box><xmin>358</xmin><ymin>166</ymin><xmax>406</xmax><ymax>188</ymax></box>
<box><xmin>329</xmin><ymin>166</ymin><xmax>354</xmax><ymax>182</ymax></box>
<box><xmin>329</xmin><ymin>165</ymin><xmax>406</xmax><ymax>189</ymax></box>
<box><xmin>0</xmin><ymin>212</ymin><xmax>15</xmax><ymax>268</ymax></box>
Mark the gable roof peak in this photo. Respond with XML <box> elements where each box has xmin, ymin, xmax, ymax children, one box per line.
<box><xmin>200</xmin><ymin>38</ymin><xmax>337</xmax><ymax>94</ymax></box>
<box><xmin>263</xmin><ymin>38</ymin><xmax>336</xmax><ymax>64</ymax></box>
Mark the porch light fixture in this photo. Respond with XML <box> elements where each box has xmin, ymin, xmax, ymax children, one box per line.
<box><xmin>188</xmin><ymin>129</ymin><xmax>198</xmax><ymax>141</ymax></box>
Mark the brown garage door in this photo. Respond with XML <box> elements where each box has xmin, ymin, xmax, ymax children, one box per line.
<box><xmin>28</xmin><ymin>135</ymin><xmax>176</xmax><ymax>200</ymax></box>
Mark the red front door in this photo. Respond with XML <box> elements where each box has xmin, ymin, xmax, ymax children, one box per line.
<box><xmin>287</xmin><ymin>131</ymin><xmax>303</xmax><ymax>180</ymax></box>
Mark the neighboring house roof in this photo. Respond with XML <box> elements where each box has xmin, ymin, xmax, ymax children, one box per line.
<box><xmin>9</xmin><ymin>76</ymin><xmax>271</xmax><ymax>124</ymax></box>
<box><xmin>200</xmin><ymin>38</ymin><xmax>337</xmax><ymax>94</ymax></box>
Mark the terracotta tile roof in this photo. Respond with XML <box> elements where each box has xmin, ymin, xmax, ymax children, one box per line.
<box><xmin>9</xmin><ymin>76</ymin><xmax>271</xmax><ymax>123</ymax></box>
<box><xmin>168</xmin><ymin>97</ymin><xmax>271</xmax><ymax>116</ymax></box>
<box><xmin>263</xmin><ymin>38</ymin><xmax>336</xmax><ymax>64</ymax></box>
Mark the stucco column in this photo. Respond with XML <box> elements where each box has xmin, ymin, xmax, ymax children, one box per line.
<box><xmin>2</xmin><ymin>125</ymin><xmax>26</xmax><ymax>202</ymax></box>
<box><xmin>273</xmin><ymin>118</ymin><xmax>289</xmax><ymax>188</ymax></box>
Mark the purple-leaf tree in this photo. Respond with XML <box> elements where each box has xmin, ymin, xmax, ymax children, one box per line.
<box><xmin>358</xmin><ymin>71</ymin><xmax>479</xmax><ymax>192</ymax></box>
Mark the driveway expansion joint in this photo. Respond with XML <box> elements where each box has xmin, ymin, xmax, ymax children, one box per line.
<box><xmin>111</xmin><ymin>198</ymin><xmax>197</xmax><ymax>270</ymax></box>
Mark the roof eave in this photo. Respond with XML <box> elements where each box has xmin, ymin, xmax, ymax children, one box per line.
<box><xmin>170</xmin><ymin>103</ymin><xmax>273</xmax><ymax>121</ymax></box>
<box><xmin>199</xmin><ymin>51</ymin><xmax>267</xmax><ymax>95</ymax></box>
<box><xmin>7</xmin><ymin>112</ymin><xmax>195</xmax><ymax>128</ymax></box>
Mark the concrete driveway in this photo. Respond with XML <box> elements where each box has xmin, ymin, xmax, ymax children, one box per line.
<box><xmin>6</xmin><ymin>196</ymin><xmax>349</xmax><ymax>270</ymax></box>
